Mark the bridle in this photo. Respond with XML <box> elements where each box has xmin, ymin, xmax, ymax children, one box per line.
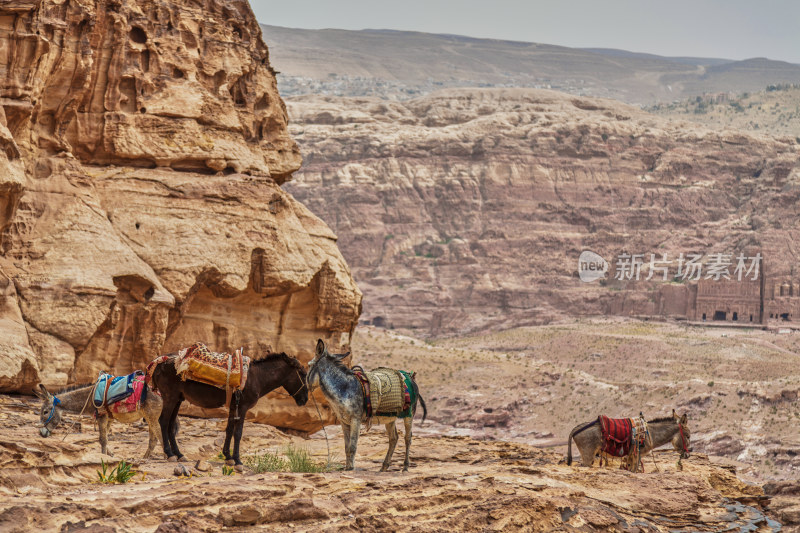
<box><xmin>42</xmin><ymin>396</ymin><xmax>61</xmax><ymax>427</ymax></box>
<box><xmin>677</xmin><ymin>421</ymin><xmax>689</xmax><ymax>458</ymax></box>
<box><xmin>289</xmin><ymin>368</ymin><xmax>308</xmax><ymax>398</ymax></box>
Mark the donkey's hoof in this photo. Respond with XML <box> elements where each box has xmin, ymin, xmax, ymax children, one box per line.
<box><xmin>178</xmin><ymin>455</ymin><xmax>189</xmax><ymax>463</ymax></box>
<box><xmin>225</xmin><ymin>459</ymin><xmax>236</xmax><ymax>467</ymax></box>
<box><xmin>167</xmin><ymin>455</ymin><xmax>178</xmax><ymax>463</ymax></box>
<box><xmin>234</xmin><ymin>464</ymin><xmax>244</xmax><ymax>473</ymax></box>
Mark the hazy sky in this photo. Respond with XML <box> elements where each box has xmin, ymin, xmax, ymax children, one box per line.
<box><xmin>250</xmin><ymin>0</ymin><xmax>800</xmax><ymax>64</ymax></box>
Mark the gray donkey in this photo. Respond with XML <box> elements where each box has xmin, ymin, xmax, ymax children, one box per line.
<box><xmin>307</xmin><ymin>339</ymin><xmax>427</xmax><ymax>471</ymax></box>
<box><xmin>34</xmin><ymin>382</ymin><xmax>165</xmax><ymax>458</ymax></box>
<box><xmin>567</xmin><ymin>410</ymin><xmax>691</xmax><ymax>467</ymax></box>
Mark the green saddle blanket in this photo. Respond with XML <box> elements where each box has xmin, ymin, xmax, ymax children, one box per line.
<box><xmin>353</xmin><ymin>367</ymin><xmax>416</xmax><ymax>418</ymax></box>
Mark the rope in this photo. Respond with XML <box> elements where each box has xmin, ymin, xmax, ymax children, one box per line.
<box><xmin>308</xmin><ymin>386</ymin><xmax>333</xmax><ymax>469</ymax></box>
<box><xmin>60</xmin><ymin>376</ymin><xmax>100</xmax><ymax>442</ymax></box>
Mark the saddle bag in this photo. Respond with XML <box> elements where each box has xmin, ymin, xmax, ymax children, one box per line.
<box><xmin>93</xmin><ymin>371</ymin><xmax>142</xmax><ymax>409</ymax></box>
<box><xmin>173</xmin><ymin>342</ymin><xmax>250</xmax><ymax>391</ymax></box>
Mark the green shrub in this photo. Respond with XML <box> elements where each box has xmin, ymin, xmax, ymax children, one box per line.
<box><xmin>285</xmin><ymin>444</ymin><xmax>327</xmax><ymax>473</ymax></box>
<box><xmin>244</xmin><ymin>445</ymin><xmax>342</xmax><ymax>474</ymax></box>
<box><xmin>245</xmin><ymin>449</ymin><xmax>288</xmax><ymax>473</ymax></box>
<box><xmin>97</xmin><ymin>459</ymin><xmax>137</xmax><ymax>484</ymax></box>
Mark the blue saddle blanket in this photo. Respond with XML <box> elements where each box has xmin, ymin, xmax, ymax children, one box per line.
<box><xmin>93</xmin><ymin>371</ymin><xmax>142</xmax><ymax>408</ymax></box>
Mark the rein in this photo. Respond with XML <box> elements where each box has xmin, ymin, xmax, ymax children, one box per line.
<box><xmin>61</xmin><ymin>381</ymin><xmax>98</xmax><ymax>441</ymax></box>
<box><xmin>306</xmin><ymin>367</ymin><xmax>333</xmax><ymax>469</ymax></box>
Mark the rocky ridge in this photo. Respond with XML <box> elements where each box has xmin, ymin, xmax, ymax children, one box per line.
<box><xmin>0</xmin><ymin>0</ymin><xmax>361</xmax><ymax>431</ymax></box>
<box><xmin>0</xmin><ymin>393</ymin><xmax>788</xmax><ymax>532</ymax></box>
<box><xmin>284</xmin><ymin>88</ymin><xmax>800</xmax><ymax>337</ymax></box>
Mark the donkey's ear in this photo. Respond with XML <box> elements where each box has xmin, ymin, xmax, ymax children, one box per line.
<box><xmin>331</xmin><ymin>351</ymin><xmax>350</xmax><ymax>361</ymax></box>
<box><xmin>315</xmin><ymin>339</ymin><xmax>326</xmax><ymax>357</ymax></box>
<box><xmin>37</xmin><ymin>384</ymin><xmax>51</xmax><ymax>398</ymax></box>
<box><xmin>679</xmin><ymin>413</ymin><xmax>688</xmax><ymax>424</ymax></box>
<box><xmin>672</xmin><ymin>408</ymin><xmax>678</xmax><ymax>419</ymax></box>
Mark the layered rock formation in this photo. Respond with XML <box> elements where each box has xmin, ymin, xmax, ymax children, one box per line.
<box><xmin>284</xmin><ymin>88</ymin><xmax>800</xmax><ymax>337</ymax></box>
<box><xmin>0</xmin><ymin>0</ymin><xmax>361</xmax><ymax>431</ymax></box>
<box><xmin>0</xmin><ymin>393</ymin><xmax>782</xmax><ymax>532</ymax></box>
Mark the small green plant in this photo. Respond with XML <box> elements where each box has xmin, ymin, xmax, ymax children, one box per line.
<box><xmin>244</xmin><ymin>445</ymin><xmax>341</xmax><ymax>473</ymax></box>
<box><xmin>285</xmin><ymin>444</ymin><xmax>326</xmax><ymax>473</ymax></box>
<box><xmin>97</xmin><ymin>459</ymin><xmax>137</xmax><ymax>484</ymax></box>
<box><xmin>707</xmin><ymin>381</ymin><xmax>714</xmax><ymax>387</ymax></box>
<box><xmin>245</xmin><ymin>449</ymin><xmax>288</xmax><ymax>473</ymax></box>
<box><xmin>222</xmin><ymin>465</ymin><xmax>236</xmax><ymax>476</ymax></box>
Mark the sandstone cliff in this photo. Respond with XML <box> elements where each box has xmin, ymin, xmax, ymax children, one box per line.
<box><xmin>284</xmin><ymin>88</ymin><xmax>800</xmax><ymax>336</ymax></box>
<box><xmin>0</xmin><ymin>0</ymin><xmax>361</xmax><ymax>431</ymax></box>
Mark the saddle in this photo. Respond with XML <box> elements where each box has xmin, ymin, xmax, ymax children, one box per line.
<box><xmin>173</xmin><ymin>342</ymin><xmax>250</xmax><ymax>392</ymax></box>
<box><xmin>352</xmin><ymin>366</ymin><xmax>415</xmax><ymax>419</ymax></box>
<box><xmin>93</xmin><ymin>371</ymin><xmax>143</xmax><ymax>410</ymax></box>
<box><xmin>106</xmin><ymin>374</ymin><xmax>151</xmax><ymax>415</ymax></box>
<box><xmin>599</xmin><ymin>415</ymin><xmax>650</xmax><ymax>472</ymax></box>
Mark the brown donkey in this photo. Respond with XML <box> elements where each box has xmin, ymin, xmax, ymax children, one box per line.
<box><xmin>149</xmin><ymin>352</ymin><xmax>308</xmax><ymax>470</ymax></box>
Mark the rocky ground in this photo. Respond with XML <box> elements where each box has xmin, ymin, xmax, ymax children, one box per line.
<box><xmin>0</xmin><ymin>395</ymin><xmax>784</xmax><ymax>532</ymax></box>
<box><xmin>355</xmin><ymin>321</ymin><xmax>800</xmax><ymax>483</ymax></box>
<box><xmin>2</xmin><ymin>320</ymin><xmax>800</xmax><ymax>531</ymax></box>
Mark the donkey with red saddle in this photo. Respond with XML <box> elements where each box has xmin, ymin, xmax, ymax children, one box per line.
<box><xmin>567</xmin><ymin>410</ymin><xmax>691</xmax><ymax>469</ymax></box>
<box><xmin>34</xmin><ymin>371</ymin><xmax>165</xmax><ymax>458</ymax></box>
<box><xmin>147</xmin><ymin>342</ymin><xmax>308</xmax><ymax>470</ymax></box>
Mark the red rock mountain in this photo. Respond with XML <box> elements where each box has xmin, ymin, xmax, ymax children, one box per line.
<box><xmin>0</xmin><ymin>0</ymin><xmax>361</xmax><ymax>431</ymax></box>
<box><xmin>284</xmin><ymin>89</ymin><xmax>800</xmax><ymax>337</ymax></box>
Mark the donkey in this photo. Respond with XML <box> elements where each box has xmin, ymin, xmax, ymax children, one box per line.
<box><xmin>150</xmin><ymin>352</ymin><xmax>308</xmax><ymax>470</ymax></box>
<box><xmin>34</xmin><ymin>383</ymin><xmax>164</xmax><ymax>458</ymax></box>
<box><xmin>307</xmin><ymin>339</ymin><xmax>427</xmax><ymax>472</ymax></box>
<box><xmin>567</xmin><ymin>410</ymin><xmax>691</xmax><ymax>467</ymax></box>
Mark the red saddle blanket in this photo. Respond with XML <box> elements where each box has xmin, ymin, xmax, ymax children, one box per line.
<box><xmin>599</xmin><ymin>415</ymin><xmax>633</xmax><ymax>457</ymax></box>
<box><xmin>106</xmin><ymin>374</ymin><xmax>154</xmax><ymax>415</ymax></box>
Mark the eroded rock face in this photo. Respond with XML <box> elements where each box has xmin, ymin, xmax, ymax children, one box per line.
<box><xmin>0</xmin><ymin>0</ymin><xmax>360</xmax><ymax>431</ymax></box>
<box><xmin>284</xmin><ymin>88</ymin><xmax>800</xmax><ymax>336</ymax></box>
<box><xmin>2</xmin><ymin>0</ymin><xmax>299</xmax><ymax>177</ymax></box>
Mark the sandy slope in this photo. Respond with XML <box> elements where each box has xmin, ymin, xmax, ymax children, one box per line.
<box><xmin>3</xmin><ymin>319</ymin><xmax>800</xmax><ymax>530</ymax></box>
<box><xmin>0</xmin><ymin>393</ymin><xmax>779</xmax><ymax>532</ymax></box>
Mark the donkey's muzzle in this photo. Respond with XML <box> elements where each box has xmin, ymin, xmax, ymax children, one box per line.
<box><xmin>39</xmin><ymin>427</ymin><xmax>51</xmax><ymax>438</ymax></box>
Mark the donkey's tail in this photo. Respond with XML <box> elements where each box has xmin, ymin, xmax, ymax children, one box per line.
<box><xmin>410</xmin><ymin>378</ymin><xmax>427</xmax><ymax>423</ymax></box>
<box><xmin>567</xmin><ymin>419</ymin><xmax>598</xmax><ymax>466</ymax></box>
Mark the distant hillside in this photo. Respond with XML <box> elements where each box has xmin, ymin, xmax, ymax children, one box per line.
<box><xmin>260</xmin><ymin>25</ymin><xmax>800</xmax><ymax>104</ymax></box>
<box><xmin>647</xmin><ymin>84</ymin><xmax>800</xmax><ymax>138</ymax></box>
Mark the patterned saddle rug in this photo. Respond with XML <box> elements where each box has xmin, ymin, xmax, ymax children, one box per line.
<box><xmin>173</xmin><ymin>342</ymin><xmax>250</xmax><ymax>391</ymax></box>
<box><xmin>352</xmin><ymin>366</ymin><xmax>416</xmax><ymax>419</ymax></box>
<box><xmin>93</xmin><ymin>371</ymin><xmax>142</xmax><ymax>409</ymax></box>
<box><xmin>107</xmin><ymin>374</ymin><xmax>151</xmax><ymax>415</ymax></box>
<box><xmin>599</xmin><ymin>415</ymin><xmax>648</xmax><ymax>458</ymax></box>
